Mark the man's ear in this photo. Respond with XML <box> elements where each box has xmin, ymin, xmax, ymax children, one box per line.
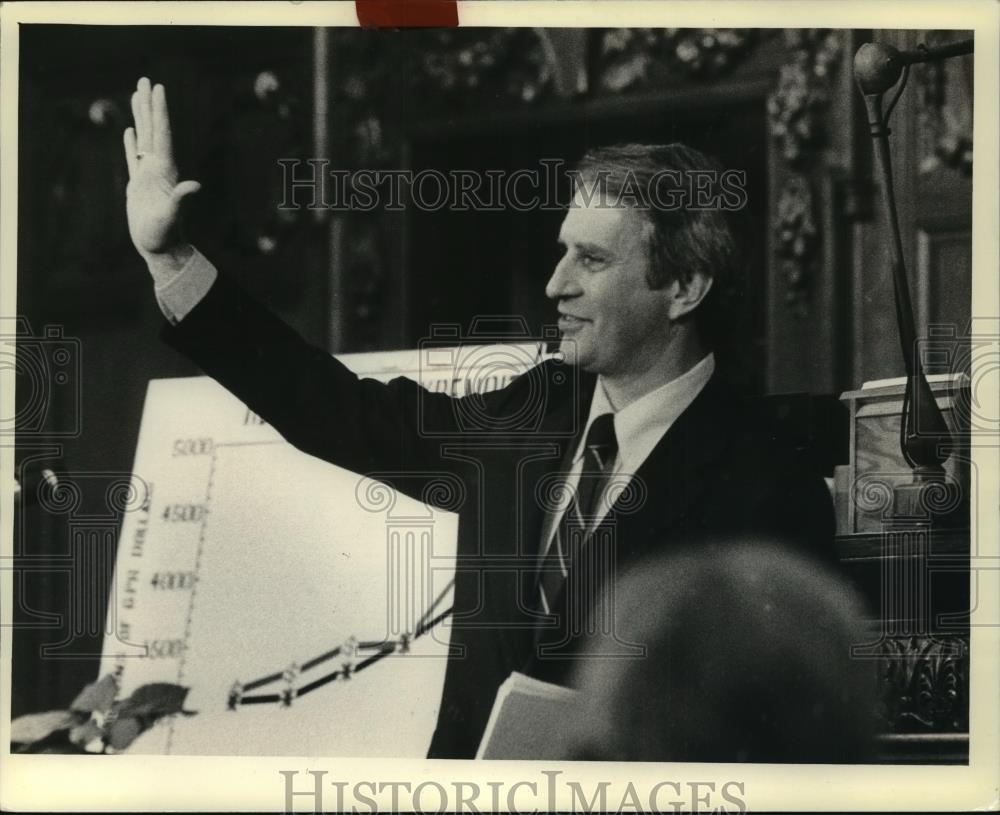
<box><xmin>666</xmin><ymin>271</ymin><xmax>713</xmax><ymax>320</ymax></box>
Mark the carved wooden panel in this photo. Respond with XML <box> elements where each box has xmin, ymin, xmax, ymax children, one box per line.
<box><xmin>876</xmin><ymin>635</ymin><xmax>968</xmax><ymax>737</ymax></box>
<box><xmin>838</xmin><ymin>533</ymin><xmax>971</xmax><ymax>763</ymax></box>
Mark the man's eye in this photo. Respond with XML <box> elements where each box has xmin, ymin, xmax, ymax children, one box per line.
<box><xmin>580</xmin><ymin>253</ymin><xmax>602</xmax><ymax>266</ymax></box>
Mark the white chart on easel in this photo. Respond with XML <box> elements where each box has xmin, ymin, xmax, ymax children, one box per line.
<box><xmin>99</xmin><ymin>343</ymin><xmax>547</xmax><ymax>756</ymax></box>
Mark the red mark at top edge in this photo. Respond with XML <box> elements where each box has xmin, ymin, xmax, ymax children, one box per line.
<box><xmin>355</xmin><ymin>0</ymin><xmax>459</xmax><ymax>29</ymax></box>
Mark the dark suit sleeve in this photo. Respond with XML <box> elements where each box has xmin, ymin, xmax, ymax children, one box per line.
<box><xmin>762</xmin><ymin>464</ymin><xmax>837</xmax><ymax>564</ymax></box>
<box><xmin>745</xmin><ymin>441</ymin><xmax>838</xmax><ymax>568</ymax></box>
<box><xmin>160</xmin><ymin>273</ymin><xmax>464</xmax><ymax>503</ymax></box>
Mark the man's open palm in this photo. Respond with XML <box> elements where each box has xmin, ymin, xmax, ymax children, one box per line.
<box><xmin>123</xmin><ymin>77</ymin><xmax>201</xmax><ymax>258</ymax></box>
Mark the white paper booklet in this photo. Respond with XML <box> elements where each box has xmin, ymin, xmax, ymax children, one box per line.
<box><xmin>476</xmin><ymin>671</ymin><xmax>579</xmax><ymax>760</ymax></box>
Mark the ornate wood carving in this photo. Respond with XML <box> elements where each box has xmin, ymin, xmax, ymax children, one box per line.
<box><xmin>775</xmin><ymin>174</ymin><xmax>819</xmax><ymax>311</ymax></box>
<box><xmin>767</xmin><ymin>30</ymin><xmax>842</xmax><ymax>163</ymax></box>
<box><xmin>409</xmin><ymin>29</ymin><xmax>562</xmax><ymax>108</ymax></box>
<box><xmin>912</xmin><ymin>32</ymin><xmax>974</xmax><ymax>176</ymax></box>
<box><xmin>595</xmin><ymin>29</ymin><xmax>761</xmax><ymax>92</ymax></box>
<box><xmin>331</xmin><ymin>28</ymin><xmax>576</xmax><ymax>160</ymax></box>
<box><xmin>766</xmin><ymin>30</ymin><xmax>842</xmax><ymax>311</ymax></box>
<box><xmin>875</xmin><ymin>635</ymin><xmax>968</xmax><ymax>733</ymax></box>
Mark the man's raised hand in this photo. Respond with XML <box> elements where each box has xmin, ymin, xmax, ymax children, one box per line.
<box><xmin>123</xmin><ymin>77</ymin><xmax>201</xmax><ymax>261</ymax></box>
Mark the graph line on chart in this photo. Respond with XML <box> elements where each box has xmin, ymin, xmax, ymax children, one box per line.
<box><xmin>228</xmin><ymin>579</ymin><xmax>455</xmax><ymax>709</ymax></box>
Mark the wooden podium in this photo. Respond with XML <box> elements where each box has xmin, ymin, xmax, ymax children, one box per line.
<box><xmin>834</xmin><ymin>375</ymin><xmax>970</xmax><ymax>764</ymax></box>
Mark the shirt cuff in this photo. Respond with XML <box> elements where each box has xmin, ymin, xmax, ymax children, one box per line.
<box><xmin>153</xmin><ymin>248</ymin><xmax>218</xmax><ymax>324</ymax></box>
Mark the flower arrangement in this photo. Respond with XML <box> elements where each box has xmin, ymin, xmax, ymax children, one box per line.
<box><xmin>10</xmin><ymin>674</ymin><xmax>194</xmax><ymax>754</ymax></box>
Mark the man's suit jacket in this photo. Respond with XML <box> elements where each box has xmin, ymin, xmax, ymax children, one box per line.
<box><xmin>163</xmin><ymin>273</ymin><xmax>836</xmax><ymax>759</ymax></box>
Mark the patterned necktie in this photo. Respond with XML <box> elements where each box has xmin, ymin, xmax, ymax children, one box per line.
<box><xmin>537</xmin><ymin>412</ymin><xmax>618</xmax><ymax>614</ymax></box>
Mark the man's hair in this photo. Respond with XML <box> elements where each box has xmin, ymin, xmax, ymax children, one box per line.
<box><xmin>572</xmin><ymin>143</ymin><xmax>745</xmax><ymax>350</ymax></box>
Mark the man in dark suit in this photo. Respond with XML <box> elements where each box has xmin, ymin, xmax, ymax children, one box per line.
<box><xmin>124</xmin><ymin>77</ymin><xmax>835</xmax><ymax>759</ymax></box>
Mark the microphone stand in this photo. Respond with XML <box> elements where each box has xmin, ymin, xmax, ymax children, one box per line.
<box><xmin>852</xmin><ymin>38</ymin><xmax>972</xmax><ymax>519</ymax></box>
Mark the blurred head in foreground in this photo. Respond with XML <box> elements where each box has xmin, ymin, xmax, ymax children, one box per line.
<box><xmin>566</xmin><ymin>540</ymin><xmax>876</xmax><ymax>763</ymax></box>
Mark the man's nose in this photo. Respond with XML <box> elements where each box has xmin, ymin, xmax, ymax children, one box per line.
<box><xmin>545</xmin><ymin>255</ymin><xmax>579</xmax><ymax>300</ymax></box>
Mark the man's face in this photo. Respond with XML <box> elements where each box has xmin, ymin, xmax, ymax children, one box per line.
<box><xmin>546</xmin><ymin>193</ymin><xmax>675</xmax><ymax>379</ymax></box>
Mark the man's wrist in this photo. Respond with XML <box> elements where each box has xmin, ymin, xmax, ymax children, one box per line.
<box><xmin>145</xmin><ymin>244</ymin><xmax>195</xmax><ymax>282</ymax></box>
<box><xmin>153</xmin><ymin>245</ymin><xmax>218</xmax><ymax>324</ymax></box>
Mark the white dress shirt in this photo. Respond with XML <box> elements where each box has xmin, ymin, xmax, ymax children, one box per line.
<box><xmin>152</xmin><ymin>247</ymin><xmax>218</xmax><ymax>324</ymax></box>
<box><xmin>536</xmin><ymin>352</ymin><xmax>715</xmax><ymax>559</ymax></box>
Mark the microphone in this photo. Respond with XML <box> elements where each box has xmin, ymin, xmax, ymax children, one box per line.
<box><xmin>854</xmin><ymin>39</ymin><xmax>973</xmax><ymax>95</ymax></box>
